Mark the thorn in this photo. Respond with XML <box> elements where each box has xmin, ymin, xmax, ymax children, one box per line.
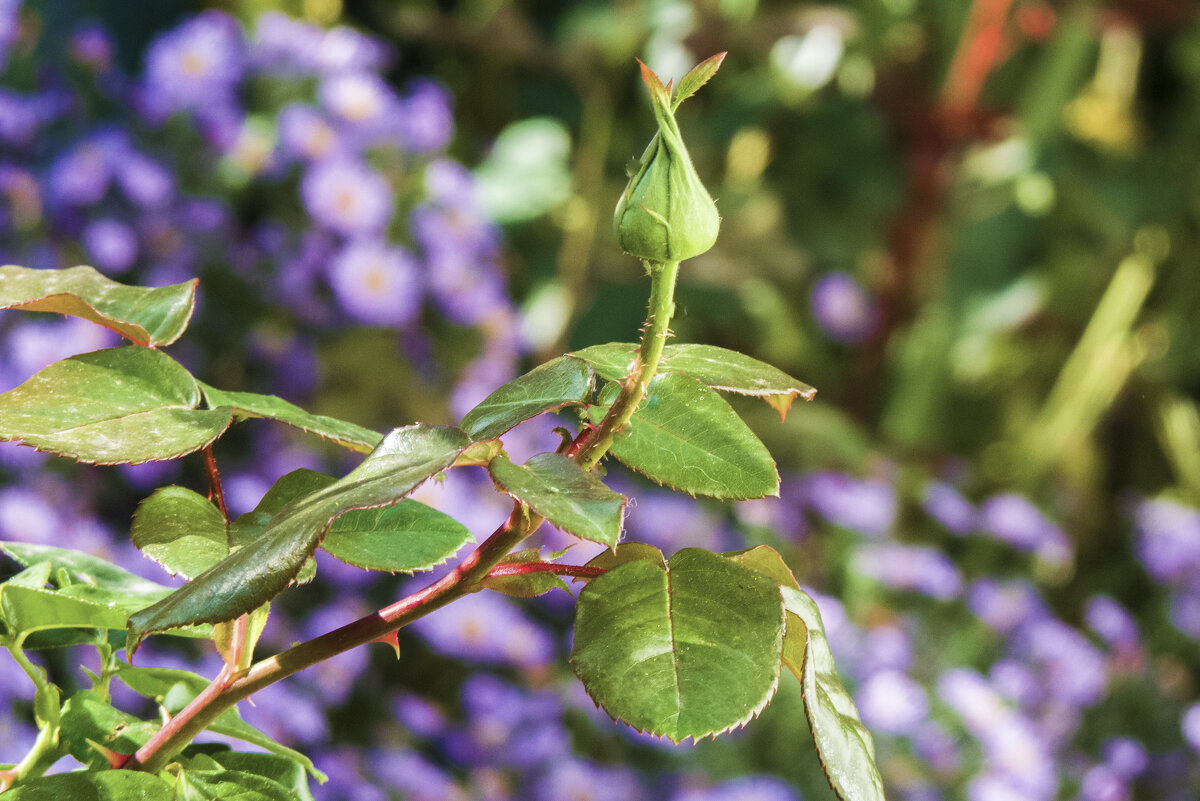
<box><xmin>87</xmin><ymin>739</ymin><xmax>131</xmax><ymax>769</ymax></box>
<box><xmin>373</xmin><ymin>631</ymin><xmax>401</xmax><ymax>659</ymax></box>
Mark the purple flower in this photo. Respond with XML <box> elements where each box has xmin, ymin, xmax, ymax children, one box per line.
<box><xmin>4</xmin><ymin>317</ymin><xmax>118</xmax><ymax>387</ymax></box>
<box><xmin>392</xmin><ymin>693</ymin><xmax>448</xmax><ymax>740</ymax></box>
<box><xmin>966</xmin><ymin>578</ymin><xmax>1048</xmax><ymax>634</ymax></box>
<box><xmin>803</xmin><ymin>470</ymin><xmax>896</xmax><ymax>536</ymax></box>
<box><xmin>623</xmin><ymin>486</ymin><xmax>725</xmax><ymax>554</ymax></box>
<box><xmin>143</xmin><ymin>11</ymin><xmax>246</xmax><ymax>115</ymax></box>
<box><xmin>1101</xmin><ymin>737</ymin><xmax>1148</xmax><ymax>779</ymax></box>
<box><xmin>988</xmin><ymin>659</ymin><xmax>1041</xmax><ymax>708</ymax></box>
<box><xmin>69</xmin><ymin>23</ymin><xmax>114</xmax><ymax>71</ymax></box>
<box><xmin>1078</xmin><ymin>765</ymin><xmax>1128</xmax><ymax>801</ymax></box>
<box><xmin>923</xmin><ymin>481</ymin><xmax>977</xmax><ymax>534</ymax></box>
<box><xmin>978</xmin><ymin>493</ymin><xmax>1067</xmax><ymax>553</ymax></box>
<box><xmin>529</xmin><ymin>758</ymin><xmax>646</xmax><ymax>801</ymax></box>
<box><xmin>115</xmin><ymin>152</ymin><xmax>174</xmax><ymax>208</ymax></box>
<box><xmin>856</xmin><ymin>669</ymin><xmax>929</xmax><ymax>735</ymax></box>
<box><xmin>278</xmin><ymin>104</ymin><xmax>343</xmax><ymax>163</ymax></box>
<box><xmin>312</xmin><ymin>748</ymin><xmax>386</xmax><ymax>801</ymax></box>
<box><xmin>0</xmin><ymin>164</ymin><xmax>42</xmax><ymax>229</ymax></box>
<box><xmin>327</xmin><ymin>240</ymin><xmax>422</xmax><ymax>326</ymax></box>
<box><xmin>674</xmin><ymin>775</ymin><xmax>799</xmax><ymax>801</ymax></box>
<box><xmin>319</xmin><ymin>71</ymin><xmax>399</xmax><ymax>132</ymax></box>
<box><xmin>249</xmin><ymin>12</ymin><xmax>325</xmax><ymax>75</ymax></box>
<box><xmin>853</xmin><ymin>543</ymin><xmax>963</xmax><ymax>599</ymax></box>
<box><xmin>1083</xmin><ymin>595</ymin><xmax>1140</xmax><ymax>650</ymax></box>
<box><xmin>445</xmin><ymin>674</ymin><xmax>568</xmax><ymax>769</ymax></box>
<box><xmin>316</xmin><ymin>25</ymin><xmax>393</xmax><ymax>74</ymax></box>
<box><xmin>0</xmin><ymin>90</ymin><xmax>65</xmax><ymax>146</ymax></box>
<box><xmin>810</xmin><ymin>272</ymin><xmax>878</xmax><ymax>343</ymax></box>
<box><xmin>411</xmin><ymin>592</ymin><xmax>554</xmax><ymax>668</ymax></box>
<box><xmin>1015</xmin><ymin>618</ymin><xmax>1108</xmax><ymax>709</ymax></box>
<box><xmin>400</xmin><ymin>80</ymin><xmax>455</xmax><ymax>152</ymax></box>
<box><xmin>46</xmin><ymin>140</ymin><xmax>111</xmax><ymax>206</ymax></box>
<box><xmin>1134</xmin><ymin>497</ymin><xmax>1200</xmax><ymax>584</ymax></box>
<box><xmin>302</xmin><ymin>159</ymin><xmax>393</xmax><ymax>236</ymax></box>
<box><xmin>82</xmin><ymin>218</ymin><xmax>138</xmax><ymax>274</ymax></box>
<box><xmin>1169</xmin><ymin>588</ymin><xmax>1200</xmax><ymax>639</ymax></box>
<box><xmin>1182</xmin><ymin>703</ymin><xmax>1200</xmax><ymax>752</ymax></box>
<box><xmin>426</xmin><ymin>251</ymin><xmax>510</xmax><ymax>326</ymax></box>
<box><xmin>858</xmin><ymin>624</ymin><xmax>913</xmax><ymax>675</ymax></box>
<box><xmin>367</xmin><ymin>748</ymin><xmax>467</xmax><ymax>801</ymax></box>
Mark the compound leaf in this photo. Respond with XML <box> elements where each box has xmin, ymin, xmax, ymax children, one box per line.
<box><xmin>126</xmin><ymin>425</ymin><xmax>469</xmax><ymax>652</ymax></box>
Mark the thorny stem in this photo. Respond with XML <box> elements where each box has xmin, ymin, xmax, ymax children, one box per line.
<box><xmin>201</xmin><ymin>444</ymin><xmax>229</xmax><ymax>524</ymax></box>
<box><xmin>486</xmin><ymin>561</ymin><xmax>607</xmax><ymax>581</ymax></box>
<box><xmin>126</xmin><ymin>260</ymin><xmax>682</xmax><ymax>774</ymax></box>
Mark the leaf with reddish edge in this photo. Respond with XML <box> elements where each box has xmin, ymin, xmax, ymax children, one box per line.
<box><xmin>0</xmin><ymin>264</ymin><xmax>197</xmax><ymax>347</ymax></box>
<box><xmin>0</xmin><ymin>347</ymin><xmax>232</xmax><ymax>465</ymax></box>
<box><xmin>571</xmin><ymin>548</ymin><xmax>785</xmax><ymax>743</ymax></box>
<box><xmin>126</xmin><ymin>425</ymin><xmax>471</xmax><ymax>654</ymax></box>
<box><xmin>199</xmin><ymin>383</ymin><xmax>382</xmax><ymax>454</ymax></box>
<box><xmin>673</xmin><ymin>52</ymin><xmax>727</xmax><ymax>110</ymax></box>
<box><xmin>488</xmin><ymin>452</ymin><xmax>626</xmax><ymax>548</ymax></box>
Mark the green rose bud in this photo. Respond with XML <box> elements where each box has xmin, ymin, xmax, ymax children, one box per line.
<box><xmin>614</xmin><ymin>55</ymin><xmax>725</xmax><ymax>263</ymax></box>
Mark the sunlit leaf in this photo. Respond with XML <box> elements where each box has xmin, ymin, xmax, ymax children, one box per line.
<box><xmin>0</xmin><ymin>264</ymin><xmax>197</xmax><ymax>347</ymax></box>
<box><xmin>200</xmin><ymin>383</ymin><xmax>382</xmax><ymax>454</ymax></box>
<box><xmin>0</xmin><ymin>347</ymin><xmax>232</xmax><ymax>464</ymax></box>
<box><xmin>126</xmin><ymin>425</ymin><xmax>470</xmax><ymax>652</ymax></box>
<box><xmin>488</xmin><ymin>452</ymin><xmax>626</xmax><ymax>547</ymax></box>
<box><xmin>460</xmin><ymin>356</ymin><xmax>594</xmax><ymax>441</ymax></box>
<box><xmin>132</xmin><ymin>486</ymin><xmax>229</xmax><ymax>580</ymax></box>
<box><xmin>59</xmin><ymin>690</ymin><xmax>158</xmax><ymax>769</ymax></box>
<box><xmin>322</xmin><ymin>499</ymin><xmax>473</xmax><ymax>573</ymax></box>
<box><xmin>571</xmin><ymin>548</ymin><xmax>784</xmax><ymax>742</ymax></box>
<box><xmin>0</xmin><ymin>770</ymin><xmax>174</xmax><ymax>800</ymax></box>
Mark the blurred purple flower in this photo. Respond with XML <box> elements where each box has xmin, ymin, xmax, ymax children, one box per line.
<box><xmin>238</xmin><ymin>679</ymin><xmax>329</xmax><ymax>747</ymax></box>
<box><xmin>530</xmin><ymin>758</ymin><xmax>646</xmax><ymax>801</ymax></box>
<box><xmin>1101</xmin><ymin>737</ymin><xmax>1148</xmax><ymax>779</ymax></box>
<box><xmin>368</xmin><ymin>748</ymin><xmax>468</xmax><ymax>801</ymax></box>
<box><xmin>853</xmin><ymin>543</ymin><xmax>962</xmax><ymax>599</ymax></box>
<box><xmin>0</xmin><ymin>90</ymin><xmax>65</xmax><ymax>147</ymax></box>
<box><xmin>978</xmin><ymin>493</ymin><xmax>1068</xmax><ymax>555</ymax></box>
<box><xmin>302</xmin><ymin>159</ymin><xmax>393</xmax><ymax>236</ymax></box>
<box><xmin>319</xmin><ymin>71</ymin><xmax>399</xmax><ymax>133</ymax></box>
<box><xmin>1015</xmin><ymin>617</ymin><xmax>1107</xmax><ymax>709</ymax></box>
<box><xmin>278</xmin><ymin>103</ymin><xmax>342</xmax><ymax>163</ymax></box>
<box><xmin>624</xmin><ymin>486</ymin><xmax>724</xmax><ymax>554</ymax></box>
<box><xmin>803</xmin><ymin>470</ymin><xmax>896</xmax><ymax>536</ymax></box>
<box><xmin>426</xmin><ymin>251</ymin><xmax>511</xmax><ymax>326</ymax></box>
<box><xmin>82</xmin><ymin>218</ymin><xmax>138</xmax><ymax>273</ymax></box>
<box><xmin>1134</xmin><ymin>497</ymin><xmax>1200</xmax><ymax>584</ymax></box>
<box><xmin>857</xmin><ymin>624</ymin><xmax>913</xmax><ymax>676</ymax></box>
<box><xmin>923</xmin><ymin>481</ymin><xmax>977</xmax><ymax>535</ymax></box>
<box><xmin>1183</xmin><ymin>703</ymin><xmax>1200</xmax><ymax>752</ymax></box>
<box><xmin>856</xmin><ymin>669</ymin><xmax>929</xmax><ymax>735</ymax></box>
<box><xmin>46</xmin><ymin>139</ymin><xmax>111</xmax><ymax>206</ymax></box>
<box><xmin>0</xmin><ymin>164</ymin><xmax>42</xmax><ymax>229</ymax></box>
<box><xmin>116</xmin><ymin>152</ymin><xmax>175</xmax><ymax>208</ymax></box>
<box><xmin>249</xmin><ymin>12</ymin><xmax>325</xmax><ymax>75</ymax></box>
<box><xmin>988</xmin><ymin>659</ymin><xmax>1041</xmax><ymax>708</ymax></box>
<box><xmin>674</xmin><ymin>775</ymin><xmax>799</xmax><ymax>801</ymax></box>
<box><xmin>810</xmin><ymin>272</ymin><xmax>877</xmax><ymax>343</ymax></box>
<box><xmin>1083</xmin><ymin>595</ymin><xmax>1140</xmax><ymax>651</ymax></box>
<box><xmin>143</xmin><ymin>11</ymin><xmax>245</xmax><ymax>115</ymax></box>
<box><xmin>392</xmin><ymin>693</ymin><xmax>449</xmax><ymax>740</ymax></box>
<box><xmin>1078</xmin><ymin>765</ymin><xmax>1129</xmax><ymax>801</ymax></box>
<box><xmin>400</xmin><ymin>80</ymin><xmax>455</xmax><ymax>152</ymax></box>
<box><xmin>966</xmin><ymin>578</ymin><xmax>1048</xmax><ymax>634</ymax></box>
<box><xmin>69</xmin><ymin>23</ymin><xmax>113</xmax><ymax>72</ymax></box>
<box><xmin>411</xmin><ymin>592</ymin><xmax>554</xmax><ymax>669</ymax></box>
<box><xmin>444</xmin><ymin>674</ymin><xmax>569</xmax><ymax>769</ymax></box>
<box><xmin>1169</xmin><ymin>589</ymin><xmax>1200</xmax><ymax>639</ymax></box>
<box><xmin>315</xmin><ymin>25</ymin><xmax>393</xmax><ymax>74</ymax></box>
<box><xmin>313</xmin><ymin>748</ymin><xmax>387</xmax><ymax>801</ymax></box>
<box><xmin>327</xmin><ymin>240</ymin><xmax>422</xmax><ymax>326</ymax></box>
<box><xmin>4</xmin><ymin>317</ymin><xmax>118</xmax><ymax>388</ymax></box>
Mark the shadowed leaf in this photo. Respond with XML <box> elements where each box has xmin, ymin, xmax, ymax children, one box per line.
<box><xmin>200</xmin><ymin>384</ymin><xmax>382</xmax><ymax>454</ymax></box>
<box><xmin>460</xmin><ymin>356</ymin><xmax>594</xmax><ymax>441</ymax></box>
<box><xmin>488</xmin><ymin>452</ymin><xmax>626</xmax><ymax>547</ymax></box>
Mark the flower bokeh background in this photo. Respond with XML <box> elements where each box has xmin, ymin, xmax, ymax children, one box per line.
<box><xmin>3</xmin><ymin>0</ymin><xmax>1200</xmax><ymax>799</ymax></box>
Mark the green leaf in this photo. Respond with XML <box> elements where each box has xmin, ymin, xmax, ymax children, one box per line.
<box><xmin>322</xmin><ymin>499</ymin><xmax>473</xmax><ymax>573</ymax></box>
<box><xmin>113</xmin><ymin>663</ymin><xmax>324</xmax><ymax>780</ymax></box>
<box><xmin>175</xmin><ymin>769</ymin><xmax>297</xmax><ymax>801</ymax></box>
<box><xmin>0</xmin><ymin>347</ymin><xmax>232</xmax><ymax>464</ymax></box>
<box><xmin>0</xmin><ymin>770</ymin><xmax>175</xmax><ymax>800</ymax></box>
<box><xmin>132</xmin><ymin>487</ymin><xmax>229</xmax><ymax>580</ymax></box>
<box><xmin>481</xmin><ymin>548</ymin><xmax>572</xmax><ymax>598</ymax></box>
<box><xmin>584</xmin><ymin>542</ymin><xmax>666</xmax><ymax>573</ymax></box>
<box><xmin>0</xmin><ymin>264</ymin><xmax>197</xmax><ymax>347</ymax></box>
<box><xmin>571</xmin><ymin>548</ymin><xmax>785</xmax><ymax>742</ymax></box>
<box><xmin>6</xmin><ymin>560</ymin><xmax>53</xmax><ymax>588</ymax></box>
<box><xmin>573</xmin><ymin>342</ymin><xmax>816</xmax><ymax>419</ymax></box>
<box><xmin>488</xmin><ymin>452</ymin><xmax>626</xmax><ymax>547</ymax></box>
<box><xmin>0</xmin><ymin>541</ymin><xmax>171</xmax><ymax>596</ymax></box>
<box><xmin>199</xmin><ymin>383</ymin><xmax>383</xmax><ymax>454</ymax></box>
<box><xmin>209</xmin><ymin>752</ymin><xmax>315</xmax><ymax>801</ymax></box>
<box><xmin>126</xmin><ymin>424</ymin><xmax>470</xmax><ymax>653</ymax></box>
<box><xmin>1</xmin><ymin>582</ymin><xmax>153</xmax><ymax>637</ymax></box>
<box><xmin>672</xmin><ymin>52</ymin><xmax>727</xmax><ymax>110</ymax></box>
<box><xmin>59</xmin><ymin>690</ymin><xmax>159</xmax><ymax>768</ymax></box>
<box><xmin>460</xmin><ymin>356</ymin><xmax>594</xmax><ymax>441</ymax></box>
<box><xmin>782</xmin><ymin>587</ymin><xmax>886</xmax><ymax>801</ymax></box>
<box><xmin>600</xmin><ymin>373</ymin><xmax>779</xmax><ymax>499</ymax></box>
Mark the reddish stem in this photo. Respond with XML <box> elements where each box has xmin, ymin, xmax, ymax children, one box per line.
<box><xmin>487</xmin><ymin>562</ymin><xmax>606</xmax><ymax>580</ymax></box>
<box><xmin>201</xmin><ymin>445</ymin><xmax>229</xmax><ymax>523</ymax></box>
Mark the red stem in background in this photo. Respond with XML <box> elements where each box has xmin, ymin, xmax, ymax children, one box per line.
<box><xmin>486</xmin><ymin>562</ymin><xmax>606</xmax><ymax>580</ymax></box>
